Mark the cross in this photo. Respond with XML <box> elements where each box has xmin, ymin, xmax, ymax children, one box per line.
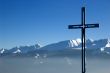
<box><xmin>68</xmin><ymin>7</ymin><xmax>99</xmax><ymax>73</ymax></box>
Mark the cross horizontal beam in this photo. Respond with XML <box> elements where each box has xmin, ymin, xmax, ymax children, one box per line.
<box><xmin>68</xmin><ymin>24</ymin><xmax>99</xmax><ymax>29</ymax></box>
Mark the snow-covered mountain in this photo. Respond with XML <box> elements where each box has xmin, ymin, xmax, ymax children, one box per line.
<box><xmin>40</xmin><ymin>38</ymin><xmax>81</xmax><ymax>51</ymax></box>
<box><xmin>0</xmin><ymin>43</ymin><xmax>41</xmax><ymax>55</ymax></box>
<box><xmin>0</xmin><ymin>48</ymin><xmax>8</xmax><ymax>54</ymax></box>
<box><xmin>0</xmin><ymin>39</ymin><xmax>110</xmax><ymax>57</ymax></box>
<box><xmin>100</xmin><ymin>39</ymin><xmax>110</xmax><ymax>55</ymax></box>
<box><xmin>40</xmin><ymin>38</ymin><xmax>109</xmax><ymax>51</ymax></box>
<box><xmin>13</xmin><ymin>49</ymin><xmax>21</xmax><ymax>54</ymax></box>
<box><xmin>38</xmin><ymin>38</ymin><xmax>110</xmax><ymax>57</ymax></box>
<box><xmin>11</xmin><ymin>44</ymin><xmax>40</xmax><ymax>53</ymax></box>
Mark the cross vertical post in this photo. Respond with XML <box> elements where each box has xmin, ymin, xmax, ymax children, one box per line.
<box><xmin>82</xmin><ymin>7</ymin><xmax>86</xmax><ymax>73</ymax></box>
<box><xmin>68</xmin><ymin>7</ymin><xmax>99</xmax><ymax>73</ymax></box>
<box><xmin>81</xmin><ymin>7</ymin><xmax>86</xmax><ymax>73</ymax></box>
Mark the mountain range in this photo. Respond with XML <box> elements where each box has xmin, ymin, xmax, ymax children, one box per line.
<box><xmin>0</xmin><ymin>38</ymin><xmax>110</xmax><ymax>58</ymax></box>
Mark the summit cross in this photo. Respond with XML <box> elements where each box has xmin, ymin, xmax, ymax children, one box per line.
<box><xmin>68</xmin><ymin>7</ymin><xmax>99</xmax><ymax>73</ymax></box>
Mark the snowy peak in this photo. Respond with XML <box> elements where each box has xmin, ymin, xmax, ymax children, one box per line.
<box><xmin>69</xmin><ymin>39</ymin><xmax>81</xmax><ymax>47</ymax></box>
<box><xmin>35</xmin><ymin>43</ymin><xmax>41</xmax><ymax>49</ymax></box>
<box><xmin>40</xmin><ymin>39</ymin><xmax>82</xmax><ymax>51</ymax></box>
<box><xmin>100</xmin><ymin>47</ymin><xmax>105</xmax><ymax>52</ymax></box>
<box><xmin>76</xmin><ymin>38</ymin><xmax>82</xmax><ymax>44</ymax></box>
<box><xmin>0</xmin><ymin>48</ymin><xmax>6</xmax><ymax>54</ymax></box>
<box><xmin>105</xmin><ymin>38</ymin><xmax>110</xmax><ymax>47</ymax></box>
<box><xmin>69</xmin><ymin>38</ymin><xmax>94</xmax><ymax>48</ymax></box>
<box><xmin>8</xmin><ymin>42</ymin><xmax>41</xmax><ymax>54</ymax></box>
<box><xmin>13</xmin><ymin>49</ymin><xmax>21</xmax><ymax>53</ymax></box>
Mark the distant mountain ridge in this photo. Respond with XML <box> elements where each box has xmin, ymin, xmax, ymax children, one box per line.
<box><xmin>8</xmin><ymin>43</ymin><xmax>40</xmax><ymax>54</ymax></box>
<box><xmin>0</xmin><ymin>38</ymin><xmax>110</xmax><ymax>58</ymax></box>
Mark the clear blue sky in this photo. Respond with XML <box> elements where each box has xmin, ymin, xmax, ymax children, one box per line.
<box><xmin>0</xmin><ymin>0</ymin><xmax>110</xmax><ymax>49</ymax></box>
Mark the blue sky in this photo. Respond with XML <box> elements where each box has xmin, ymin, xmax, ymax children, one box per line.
<box><xmin>0</xmin><ymin>0</ymin><xmax>110</xmax><ymax>49</ymax></box>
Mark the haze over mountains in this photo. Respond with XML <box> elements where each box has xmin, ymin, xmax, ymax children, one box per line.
<box><xmin>0</xmin><ymin>38</ymin><xmax>110</xmax><ymax>58</ymax></box>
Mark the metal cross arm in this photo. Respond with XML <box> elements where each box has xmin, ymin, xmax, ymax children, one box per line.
<box><xmin>85</xmin><ymin>24</ymin><xmax>99</xmax><ymax>28</ymax></box>
<box><xmin>68</xmin><ymin>24</ymin><xmax>99</xmax><ymax>29</ymax></box>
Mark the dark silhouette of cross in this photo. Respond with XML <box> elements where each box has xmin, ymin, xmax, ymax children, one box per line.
<box><xmin>68</xmin><ymin>7</ymin><xmax>99</xmax><ymax>73</ymax></box>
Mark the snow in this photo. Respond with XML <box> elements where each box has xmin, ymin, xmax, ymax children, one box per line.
<box><xmin>37</xmin><ymin>43</ymin><xmax>42</xmax><ymax>47</ymax></box>
<box><xmin>35</xmin><ymin>43</ymin><xmax>41</xmax><ymax>49</ymax></box>
<box><xmin>0</xmin><ymin>49</ymin><xmax>5</xmax><ymax>54</ymax></box>
<box><xmin>13</xmin><ymin>49</ymin><xmax>21</xmax><ymax>53</ymax></box>
<box><xmin>69</xmin><ymin>39</ymin><xmax>81</xmax><ymax>47</ymax></box>
<box><xmin>100</xmin><ymin>47</ymin><xmax>104</xmax><ymax>52</ymax></box>
<box><xmin>70</xmin><ymin>40</ymin><xmax>78</xmax><ymax>47</ymax></box>
<box><xmin>68</xmin><ymin>39</ymin><xmax>81</xmax><ymax>47</ymax></box>
<box><xmin>105</xmin><ymin>43</ymin><xmax>110</xmax><ymax>47</ymax></box>
<box><xmin>76</xmin><ymin>38</ymin><xmax>81</xmax><ymax>44</ymax></box>
<box><xmin>105</xmin><ymin>39</ymin><xmax>110</xmax><ymax>47</ymax></box>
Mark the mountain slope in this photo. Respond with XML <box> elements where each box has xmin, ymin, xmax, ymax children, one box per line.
<box><xmin>40</xmin><ymin>39</ymin><xmax>82</xmax><ymax>51</ymax></box>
